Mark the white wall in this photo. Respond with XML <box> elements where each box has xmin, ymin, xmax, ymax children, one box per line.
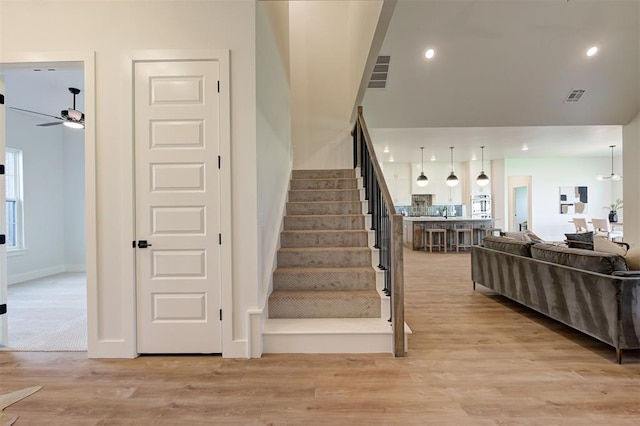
<box><xmin>289</xmin><ymin>1</ymin><xmax>382</xmax><ymax>170</ymax></box>
<box><xmin>63</xmin><ymin>129</ymin><xmax>85</xmax><ymax>270</ymax></box>
<box><xmin>504</xmin><ymin>157</ymin><xmax>619</xmax><ymax>241</ymax></box>
<box><xmin>623</xmin><ymin>112</ymin><xmax>640</xmax><ymax>247</ymax></box>
<box><xmin>256</xmin><ymin>1</ymin><xmax>292</xmax><ymax>312</ymax></box>
<box><xmin>1</xmin><ymin>0</ymin><xmax>258</xmax><ymax>358</ymax></box>
<box><xmin>5</xmin><ymin>111</ymin><xmax>66</xmax><ymax>282</ymax></box>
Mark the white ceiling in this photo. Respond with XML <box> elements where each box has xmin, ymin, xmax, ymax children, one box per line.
<box><xmin>363</xmin><ymin>0</ymin><xmax>640</xmax><ymax>163</ymax></box>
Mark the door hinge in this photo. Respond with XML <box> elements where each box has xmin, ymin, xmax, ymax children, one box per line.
<box><xmin>132</xmin><ymin>240</ymin><xmax>136</xmax><ymax>248</ymax></box>
<box><xmin>0</xmin><ymin>94</ymin><xmax>4</xmax><ymax>105</ymax></box>
<box><xmin>0</xmin><ymin>304</ymin><xmax>6</xmax><ymax>316</ymax></box>
<box><xmin>0</xmin><ymin>235</ymin><xmax>5</xmax><ymax>245</ymax></box>
<box><xmin>0</xmin><ymin>165</ymin><xmax>4</xmax><ymax>175</ymax></box>
<box><xmin>219</xmin><ymin>309</ymin><xmax>222</xmax><ymax>321</ymax></box>
<box><xmin>218</xmin><ymin>233</ymin><xmax>222</xmax><ymax>245</ymax></box>
<box><xmin>218</xmin><ymin>155</ymin><xmax>221</xmax><ymax>169</ymax></box>
<box><xmin>217</xmin><ymin>81</ymin><xmax>220</xmax><ymax>93</ymax></box>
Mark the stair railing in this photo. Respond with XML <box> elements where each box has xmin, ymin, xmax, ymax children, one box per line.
<box><xmin>353</xmin><ymin>106</ymin><xmax>405</xmax><ymax>357</ymax></box>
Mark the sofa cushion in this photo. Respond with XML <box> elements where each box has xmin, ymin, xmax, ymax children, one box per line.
<box><xmin>531</xmin><ymin>243</ymin><xmax>628</xmax><ymax>275</ymax></box>
<box><xmin>482</xmin><ymin>236</ymin><xmax>534</xmax><ymax>257</ymax></box>
<box><xmin>524</xmin><ymin>230</ymin><xmax>544</xmax><ymax>243</ymax></box>
<box><xmin>564</xmin><ymin>231</ymin><xmax>594</xmax><ymax>250</ymax></box>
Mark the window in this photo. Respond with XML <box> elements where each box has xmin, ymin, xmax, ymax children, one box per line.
<box><xmin>5</xmin><ymin>148</ymin><xmax>24</xmax><ymax>250</ymax></box>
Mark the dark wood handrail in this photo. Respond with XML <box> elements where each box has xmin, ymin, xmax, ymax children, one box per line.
<box><xmin>353</xmin><ymin>106</ymin><xmax>405</xmax><ymax>357</ymax></box>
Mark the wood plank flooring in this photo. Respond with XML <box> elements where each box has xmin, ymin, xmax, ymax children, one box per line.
<box><xmin>1</xmin><ymin>250</ymin><xmax>639</xmax><ymax>424</ymax></box>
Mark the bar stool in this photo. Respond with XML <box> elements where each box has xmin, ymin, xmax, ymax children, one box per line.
<box><xmin>473</xmin><ymin>225</ymin><xmax>502</xmax><ymax>245</ymax></box>
<box><xmin>422</xmin><ymin>224</ymin><xmax>447</xmax><ymax>253</ymax></box>
<box><xmin>452</xmin><ymin>224</ymin><xmax>473</xmax><ymax>252</ymax></box>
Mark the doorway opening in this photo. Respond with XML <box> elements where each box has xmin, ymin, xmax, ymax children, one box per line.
<box><xmin>1</xmin><ymin>63</ymin><xmax>87</xmax><ymax>351</ymax></box>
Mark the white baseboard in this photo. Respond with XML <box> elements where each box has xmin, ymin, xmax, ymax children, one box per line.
<box><xmin>65</xmin><ymin>264</ymin><xmax>87</xmax><ymax>272</ymax></box>
<box><xmin>8</xmin><ymin>265</ymin><xmax>66</xmax><ymax>285</ymax></box>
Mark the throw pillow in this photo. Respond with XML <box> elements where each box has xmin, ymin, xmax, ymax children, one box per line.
<box><xmin>564</xmin><ymin>231</ymin><xmax>594</xmax><ymax>250</ymax></box>
<box><xmin>501</xmin><ymin>231</ymin><xmax>527</xmax><ymax>241</ymax></box>
<box><xmin>524</xmin><ymin>230</ymin><xmax>544</xmax><ymax>243</ymax></box>
<box><xmin>625</xmin><ymin>246</ymin><xmax>640</xmax><ymax>270</ymax></box>
<box><xmin>594</xmin><ymin>236</ymin><xmax>627</xmax><ymax>257</ymax></box>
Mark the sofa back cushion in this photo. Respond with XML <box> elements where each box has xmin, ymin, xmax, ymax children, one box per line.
<box><xmin>531</xmin><ymin>243</ymin><xmax>628</xmax><ymax>275</ymax></box>
<box><xmin>564</xmin><ymin>231</ymin><xmax>594</xmax><ymax>250</ymax></box>
<box><xmin>482</xmin><ymin>236</ymin><xmax>534</xmax><ymax>257</ymax></box>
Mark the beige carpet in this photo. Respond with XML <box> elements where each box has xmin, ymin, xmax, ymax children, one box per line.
<box><xmin>0</xmin><ymin>272</ymin><xmax>87</xmax><ymax>352</ymax></box>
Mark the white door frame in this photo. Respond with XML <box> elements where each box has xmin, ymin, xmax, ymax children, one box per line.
<box><xmin>507</xmin><ymin>176</ymin><xmax>532</xmax><ymax>232</ymax></box>
<box><xmin>0</xmin><ymin>51</ymin><xmax>97</xmax><ymax>353</ymax></box>
<box><xmin>124</xmin><ymin>50</ymin><xmax>233</xmax><ymax>357</ymax></box>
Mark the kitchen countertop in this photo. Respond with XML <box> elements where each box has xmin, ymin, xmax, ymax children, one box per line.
<box><xmin>402</xmin><ymin>217</ymin><xmax>492</xmax><ymax>222</ymax></box>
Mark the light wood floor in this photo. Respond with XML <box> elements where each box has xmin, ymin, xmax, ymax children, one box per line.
<box><xmin>1</xmin><ymin>250</ymin><xmax>638</xmax><ymax>425</ymax></box>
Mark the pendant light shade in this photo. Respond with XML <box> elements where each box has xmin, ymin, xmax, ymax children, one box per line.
<box><xmin>446</xmin><ymin>146</ymin><xmax>459</xmax><ymax>187</ymax></box>
<box><xmin>416</xmin><ymin>147</ymin><xmax>429</xmax><ymax>187</ymax></box>
<box><xmin>597</xmin><ymin>145</ymin><xmax>622</xmax><ymax>181</ymax></box>
<box><xmin>476</xmin><ymin>145</ymin><xmax>490</xmax><ymax>187</ymax></box>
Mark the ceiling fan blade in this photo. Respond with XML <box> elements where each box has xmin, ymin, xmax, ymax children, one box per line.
<box><xmin>37</xmin><ymin>121</ymin><xmax>64</xmax><ymax>127</ymax></box>
<box><xmin>9</xmin><ymin>107</ymin><xmax>64</xmax><ymax>121</ymax></box>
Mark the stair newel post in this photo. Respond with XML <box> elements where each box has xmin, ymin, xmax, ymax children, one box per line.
<box><xmin>391</xmin><ymin>213</ymin><xmax>405</xmax><ymax>357</ymax></box>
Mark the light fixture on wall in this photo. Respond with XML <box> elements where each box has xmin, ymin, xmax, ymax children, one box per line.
<box><xmin>416</xmin><ymin>147</ymin><xmax>429</xmax><ymax>187</ymax></box>
<box><xmin>446</xmin><ymin>146</ymin><xmax>459</xmax><ymax>187</ymax></box>
<box><xmin>597</xmin><ymin>145</ymin><xmax>622</xmax><ymax>181</ymax></box>
<box><xmin>476</xmin><ymin>146</ymin><xmax>489</xmax><ymax>187</ymax></box>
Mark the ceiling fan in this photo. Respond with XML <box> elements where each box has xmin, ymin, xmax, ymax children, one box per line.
<box><xmin>10</xmin><ymin>87</ymin><xmax>85</xmax><ymax>129</ymax></box>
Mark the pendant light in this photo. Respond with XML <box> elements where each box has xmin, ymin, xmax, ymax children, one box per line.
<box><xmin>416</xmin><ymin>147</ymin><xmax>429</xmax><ymax>187</ymax></box>
<box><xmin>446</xmin><ymin>146</ymin><xmax>459</xmax><ymax>187</ymax></box>
<box><xmin>597</xmin><ymin>145</ymin><xmax>622</xmax><ymax>181</ymax></box>
<box><xmin>476</xmin><ymin>146</ymin><xmax>489</xmax><ymax>187</ymax></box>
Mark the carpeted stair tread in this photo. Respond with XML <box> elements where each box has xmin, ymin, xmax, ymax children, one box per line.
<box><xmin>277</xmin><ymin>247</ymin><xmax>371</xmax><ymax>268</ymax></box>
<box><xmin>288</xmin><ymin>189</ymin><xmax>361</xmax><ymax>202</ymax></box>
<box><xmin>273</xmin><ymin>267</ymin><xmax>376</xmax><ymax>291</ymax></box>
<box><xmin>281</xmin><ymin>229</ymin><xmax>368</xmax><ymax>248</ymax></box>
<box><xmin>284</xmin><ymin>214</ymin><xmax>365</xmax><ymax>231</ymax></box>
<box><xmin>292</xmin><ymin>169</ymin><xmax>355</xmax><ymax>179</ymax></box>
<box><xmin>286</xmin><ymin>201</ymin><xmax>362</xmax><ymax>215</ymax></box>
<box><xmin>290</xmin><ymin>178</ymin><xmax>357</xmax><ymax>190</ymax></box>
<box><xmin>268</xmin><ymin>290</ymin><xmax>381</xmax><ymax>319</ymax></box>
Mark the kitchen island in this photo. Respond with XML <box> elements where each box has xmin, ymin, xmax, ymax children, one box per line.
<box><xmin>402</xmin><ymin>217</ymin><xmax>496</xmax><ymax>251</ymax></box>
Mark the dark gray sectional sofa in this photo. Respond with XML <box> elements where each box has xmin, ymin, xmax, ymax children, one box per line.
<box><xmin>471</xmin><ymin>236</ymin><xmax>640</xmax><ymax>363</ymax></box>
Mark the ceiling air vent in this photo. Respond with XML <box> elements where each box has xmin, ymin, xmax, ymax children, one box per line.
<box><xmin>564</xmin><ymin>89</ymin><xmax>586</xmax><ymax>103</ymax></box>
<box><xmin>368</xmin><ymin>55</ymin><xmax>390</xmax><ymax>89</ymax></box>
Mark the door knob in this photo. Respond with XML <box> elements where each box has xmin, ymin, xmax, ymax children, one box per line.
<box><xmin>137</xmin><ymin>240</ymin><xmax>152</xmax><ymax>248</ymax></box>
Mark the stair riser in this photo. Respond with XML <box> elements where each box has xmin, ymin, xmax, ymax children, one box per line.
<box><xmin>277</xmin><ymin>250</ymin><xmax>371</xmax><ymax>268</ymax></box>
<box><xmin>286</xmin><ymin>202</ymin><xmax>361</xmax><ymax>216</ymax></box>
<box><xmin>290</xmin><ymin>179</ymin><xmax>357</xmax><ymax>190</ymax></box>
<box><xmin>268</xmin><ymin>296</ymin><xmax>381</xmax><ymax>319</ymax></box>
<box><xmin>288</xmin><ymin>190</ymin><xmax>361</xmax><ymax>202</ymax></box>
<box><xmin>284</xmin><ymin>215</ymin><xmax>365</xmax><ymax>231</ymax></box>
<box><xmin>273</xmin><ymin>270</ymin><xmax>376</xmax><ymax>291</ymax></box>
<box><xmin>281</xmin><ymin>231</ymin><xmax>368</xmax><ymax>248</ymax></box>
<box><xmin>292</xmin><ymin>169</ymin><xmax>355</xmax><ymax>179</ymax></box>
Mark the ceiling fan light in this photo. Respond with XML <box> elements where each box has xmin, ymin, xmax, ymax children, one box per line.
<box><xmin>596</xmin><ymin>175</ymin><xmax>604</xmax><ymax>181</ymax></box>
<box><xmin>476</xmin><ymin>171</ymin><xmax>489</xmax><ymax>187</ymax></box>
<box><xmin>612</xmin><ymin>174</ymin><xmax>621</xmax><ymax>181</ymax></box>
<box><xmin>417</xmin><ymin>172</ymin><xmax>429</xmax><ymax>187</ymax></box>
<box><xmin>63</xmin><ymin>120</ymin><xmax>84</xmax><ymax>129</ymax></box>
<box><xmin>446</xmin><ymin>172</ymin><xmax>459</xmax><ymax>187</ymax></box>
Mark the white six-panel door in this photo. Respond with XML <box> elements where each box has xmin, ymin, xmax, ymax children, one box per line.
<box><xmin>134</xmin><ymin>61</ymin><xmax>221</xmax><ymax>353</ymax></box>
<box><xmin>0</xmin><ymin>77</ymin><xmax>7</xmax><ymax>346</ymax></box>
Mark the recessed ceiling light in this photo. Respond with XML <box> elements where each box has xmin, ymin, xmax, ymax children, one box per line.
<box><xmin>471</xmin><ymin>154</ymin><xmax>477</xmax><ymax>161</ymax></box>
<box><xmin>431</xmin><ymin>155</ymin><xmax>436</xmax><ymax>161</ymax></box>
<box><xmin>383</xmin><ymin>146</ymin><xmax>389</xmax><ymax>153</ymax></box>
<box><xmin>586</xmin><ymin>46</ymin><xmax>598</xmax><ymax>57</ymax></box>
<box><xmin>425</xmin><ymin>48</ymin><xmax>435</xmax><ymax>60</ymax></box>
<box><xmin>522</xmin><ymin>144</ymin><xmax>529</xmax><ymax>151</ymax></box>
<box><xmin>389</xmin><ymin>156</ymin><xmax>394</xmax><ymax>162</ymax></box>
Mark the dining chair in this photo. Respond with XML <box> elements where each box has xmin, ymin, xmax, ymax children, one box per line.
<box><xmin>591</xmin><ymin>218</ymin><xmax>623</xmax><ymax>242</ymax></box>
<box><xmin>572</xmin><ymin>217</ymin><xmax>589</xmax><ymax>233</ymax></box>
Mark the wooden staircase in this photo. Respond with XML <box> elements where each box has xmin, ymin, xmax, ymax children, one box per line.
<box><xmin>263</xmin><ymin>169</ymin><xmax>406</xmax><ymax>354</ymax></box>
